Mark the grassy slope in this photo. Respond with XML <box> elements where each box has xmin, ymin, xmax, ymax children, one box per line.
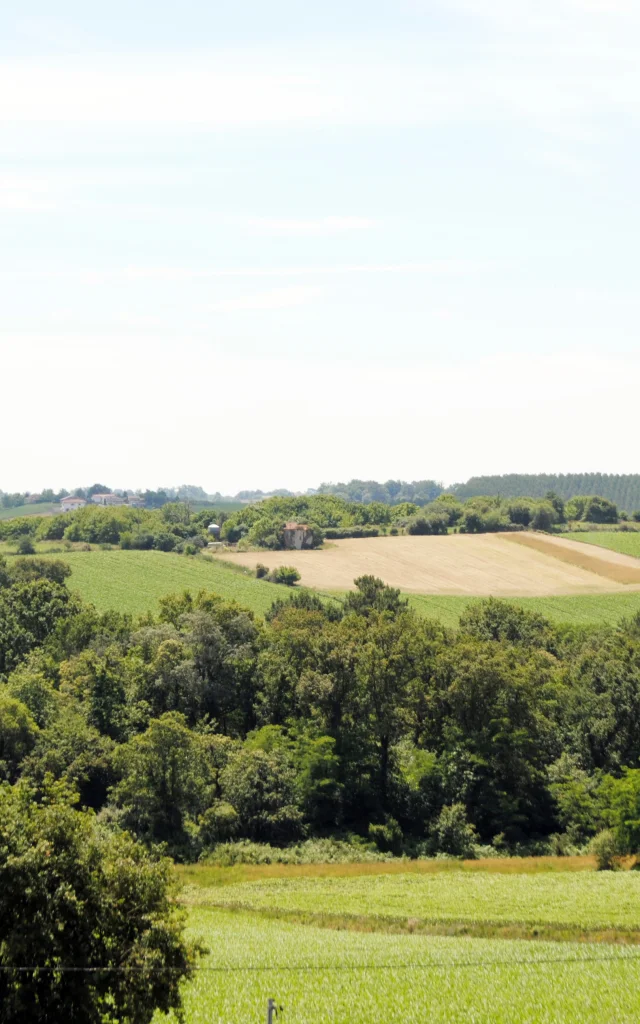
<box><xmin>163</xmin><ymin>908</ymin><xmax>640</xmax><ymax>1024</ymax></box>
<box><xmin>0</xmin><ymin>502</ymin><xmax>57</xmax><ymax>520</ymax></box>
<box><xmin>187</xmin><ymin>870</ymin><xmax>640</xmax><ymax>930</ymax></box>
<box><xmin>407</xmin><ymin>591</ymin><xmax>640</xmax><ymax>628</ymax></box>
<box><xmin>568</xmin><ymin>531</ymin><xmax>640</xmax><ymax>558</ymax></box>
<box><xmin>51</xmin><ymin>550</ymin><xmax>285</xmax><ymax>617</ymax></box>
<box><xmin>17</xmin><ymin>543</ymin><xmax>639</xmax><ymax>627</ymax></box>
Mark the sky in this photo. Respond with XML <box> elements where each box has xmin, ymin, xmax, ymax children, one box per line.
<box><xmin>1</xmin><ymin>0</ymin><xmax>639</xmax><ymax>494</ymax></box>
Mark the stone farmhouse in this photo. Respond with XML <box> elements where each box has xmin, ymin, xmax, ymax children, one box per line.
<box><xmin>282</xmin><ymin>521</ymin><xmax>314</xmax><ymax>550</ymax></box>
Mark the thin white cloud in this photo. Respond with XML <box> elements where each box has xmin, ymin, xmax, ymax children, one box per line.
<box><xmin>0</xmin><ymin>58</ymin><xmax>343</xmax><ymax>125</ymax></box>
<box><xmin>0</xmin><ymin>35</ymin><xmax>638</xmax><ymax>132</ymax></box>
<box><xmin>0</xmin><ymin>174</ymin><xmax>57</xmax><ymax>211</ymax></box>
<box><xmin>208</xmin><ymin>286</ymin><xmax>321</xmax><ymax>312</ymax></box>
<box><xmin>241</xmin><ymin>215</ymin><xmax>375</xmax><ymax>237</ymax></box>
<box><xmin>0</xmin><ymin>261</ymin><xmax>488</xmax><ymax>282</ymax></box>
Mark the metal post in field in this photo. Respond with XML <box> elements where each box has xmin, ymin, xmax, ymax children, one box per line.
<box><xmin>266</xmin><ymin>998</ymin><xmax>280</xmax><ymax>1024</ymax></box>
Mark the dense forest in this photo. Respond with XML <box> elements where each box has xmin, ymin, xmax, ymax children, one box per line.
<box><xmin>316</xmin><ymin>475</ymin><xmax>640</xmax><ymax>509</ymax></box>
<box><xmin>317</xmin><ymin>479</ymin><xmax>443</xmax><ymax>506</ymax></box>
<box><xmin>451</xmin><ymin>474</ymin><xmax>640</xmax><ymax>508</ymax></box>
<box><xmin>2</xmin><ymin>557</ymin><xmax>640</xmax><ymax>864</ymax></box>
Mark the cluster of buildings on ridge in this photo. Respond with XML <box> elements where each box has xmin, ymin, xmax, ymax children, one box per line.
<box><xmin>60</xmin><ymin>493</ymin><xmax>146</xmax><ymax>512</ymax></box>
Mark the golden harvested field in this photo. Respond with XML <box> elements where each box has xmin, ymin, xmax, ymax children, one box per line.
<box><xmin>220</xmin><ymin>533</ymin><xmax>640</xmax><ymax>597</ymax></box>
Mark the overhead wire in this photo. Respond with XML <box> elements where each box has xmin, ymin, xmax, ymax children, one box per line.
<box><xmin>3</xmin><ymin>950</ymin><xmax>640</xmax><ymax>973</ymax></box>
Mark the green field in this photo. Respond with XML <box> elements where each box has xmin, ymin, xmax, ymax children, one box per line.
<box><xmin>0</xmin><ymin>502</ymin><xmax>58</xmax><ymax>521</ymax></box>
<box><xmin>4</xmin><ymin>541</ymin><xmax>638</xmax><ymax>627</ymax></box>
<box><xmin>155</xmin><ymin>895</ymin><xmax>640</xmax><ymax>1022</ymax></box>
<box><xmin>186</xmin><ymin>869</ymin><xmax>640</xmax><ymax>931</ymax></box>
<box><xmin>408</xmin><ymin>591</ymin><xmax>640</xmax><ymax>627</ymax></box>
<box><xmin>25</xmin><ymin>547</ymin><xmax>640</xmax><ymax>626</ymax></box>
<box><xmin>47</xmin><ymin>550</ymin><xmax>285</xmax><ymax>616</ymax></box>
<box><xmin>569</xmin><ymin>531</ymin><xmax>640</xmax><ymax>559</ymax></box>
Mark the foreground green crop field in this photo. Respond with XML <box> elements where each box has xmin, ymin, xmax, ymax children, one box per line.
<box><xmin>569</xmin><ymin>531</ymin><xmax>640</xmax><ymax>559</ymax></box>
<box><xmin>155</xmin><ymin>908</ymin><xmax>640</xmax><ymax>1024</ymax></box>
<box><xmin>186</xmin><ymin>870</ymin><xmax>640</xmax><ymax>931</ymax></box>
<box><xmin>49</xmin><ymin>550</ymin><xmax>285</xmax><ymax>616</ymax></box>
<box><xmin>407</xmin><ymin>591</ymin><xmax>640</xmax><ymax>627</ymax></box>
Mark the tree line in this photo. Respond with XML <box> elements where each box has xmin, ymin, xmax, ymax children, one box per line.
<box><xmin>451</xmin><ymin>474</ymin><xmax>640</xmax><ymax>508</ymax></box>
<box><xmin>220</xmin><ymin>491</ymin><xmax>631</xmax><ymax>549</ymax></box>
<box><xmin>316</xmin><ymin>475</ymin><xmax>640</xmax><ymax>509</ymax></box>
<box><xmin>1</xmin><ymin>491</ymin><xmax>634</xmax><ymax>555</ymax></box>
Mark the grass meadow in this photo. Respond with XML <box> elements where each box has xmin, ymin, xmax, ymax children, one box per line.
<box><xmin>569</xmin><ymin>531</ymin><xmax>640</xmax><ymax>559</ymax></box>
<box><xmin>12</xmin><ymin>545</ymin><xmax>640</xmax><ymax>625</ymax></box>
<box><xmin>44</xmin><ymin>549</ymin><xmax>285</xmax><ymax>617</ymax></box>
<box><xmin>159</xmin><ymin>861</ymin><xmax>640</xmax><ymax>1023</ymax></box>
<box><xmin>4</xmin><ymin>539</ymin><xmax>639</xmax><ymax>626</ymax></box>
<box><xmin>0</xmin><ymin>502</ymin><xmax>58</xmax><ymax>520</ymax></box>
<box><xmin>184</xmin><ymin>868</ymin><xmax>640</xmax><ymax>931</ymax></box>
<box><xmin>154</xmin><ymin>908</ymin><xmax>640</xmax><ymax>1024</ymax></box>
<box><xmin>408</xmin><ymin>591</ymin><xmax>640</xmax><ymax>627</ymax></box>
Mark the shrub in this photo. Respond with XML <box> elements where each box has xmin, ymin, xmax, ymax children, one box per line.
<box><xmin>255</xmin><ymin>563</ymin><xmax>269</xmax><ymax>579</ymax></box>
<box><xmin>203</xmin><ymin>837</ymin><xmax>388</xmax><ymax>866</ymax></box>
<box><xmin>323</xmin><ymin>527</ymin><xmax>380</xmax><ymax>540</ymax></box>
<box><xmin>368</xmin><ymin>815</ymin><xmax>403</xmax><ymax>854</ymax></box>
<box><xmin>589</xmin><ymin>829</ymin><xmax>619</xmax><ymax>870</ymax></box>
<box><xmin>16</xmin><ymin>536</ymin><xmax>35</xmax><ymax>555</ymax></box>
<box><xmin>531</xmin><ymin>501</ymin><xmax>557</xmax><ymax>532</ymax></box>
<box><xmin>198</xmin><ymin>801</ymin><xmax>239</xmax><ymax>846</ymax></box>
<box><xmin>153</xmin><ymin>532</ymin><xmax>177</xmax><ymax>552</ymax></box>
<box><xmin>269</xmin><ymin>566</ymin><xmax>301</xmax><ymax>586</ymax></box>
<box><xmin>130</xmin><ymin>532</ymin><xmax>155</xmax><ymax>550</ymax></box>
<box><xmin>430</xmin><ymin>803</ymin><xmax>477</xmax><ymax>857</ymax></box>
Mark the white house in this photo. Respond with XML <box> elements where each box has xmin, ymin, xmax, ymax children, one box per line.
<box><xmin>60</xmin><ymin>496</ymin><xmax>87</xmax><ymax>512</ymax></box>
<box><xmin>91</xmin><ymin>493</ymin><xmax>126</xmax><ymax>507</ymax></box>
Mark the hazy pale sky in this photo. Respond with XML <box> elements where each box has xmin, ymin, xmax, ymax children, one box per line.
<box><xmin>1</xmin><ymin>1</ymin><xmax>639</xmax><ymax>494</ymax></box>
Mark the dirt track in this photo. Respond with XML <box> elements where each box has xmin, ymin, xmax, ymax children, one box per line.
<box><xmin>220</xmin><ymin>533</ymin><xmax>640</xmax><ymax>597</ymax></box>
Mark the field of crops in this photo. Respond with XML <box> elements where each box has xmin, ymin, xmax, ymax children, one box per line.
<box><xmin>154</xmin><ymin>908</ymin><xmax>640</xmax><ymax>1023</ymax></box>
<box><xmin>223</xmin><ymin>533</ymin><xmax>640</xmax><ymax>595</ymax></box>
<box><xmin>187</xmin><ymin>869</ymin><xmax>640</xmax><ymax>931</ymax></box>
<box><xmin>15</xmin><ymin>546</ymin><xmax>640</xmax><ymax>626</ymax></box>
<box><xmin>570</xmin><ymin>532</ymin><xmax>640</xmax><ymax>559</ymax></box>
<box><xmin>4</xmin><ymin>539</ymin><xmax>638</xmax><ymax>627</ymax></box>
<box><xmin>47</xmin><ymin>550</ymin><xmax>284</xmax><ymax>616</ymax></box>
<box><xmin>407</xmin><ymin>591</ymin><xmax>640</xmax><ymax>627</ymax></box>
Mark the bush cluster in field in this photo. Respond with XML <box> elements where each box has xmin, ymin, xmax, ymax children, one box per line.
<box><xmin>202</xmin><ymin>838</ymin><xmax>390</xmax><ymax>866</ymax></box>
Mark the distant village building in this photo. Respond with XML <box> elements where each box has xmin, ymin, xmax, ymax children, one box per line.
<box><xmin>91</xmin><ymin>493</ymin><xmax>126</xmax><ymax>507</ymax></box>
<box><xmin>25</xmin><ymin>494</ymin><xmax>42</xmax><ymax>504</ymax></box>
<box><xmin>60</xmin><ymin>496</ymin><xmax>87</xmax><ymax>512</ymax></box>
<box><xmin>282</xmin><ymin>521</ymin><xmax>314</xmax><ymax>550</ymax></box>
<box><xmin>127</xmin><ymin>495</ymin><xmax>146</xmax><ymax>508</ymax></box>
